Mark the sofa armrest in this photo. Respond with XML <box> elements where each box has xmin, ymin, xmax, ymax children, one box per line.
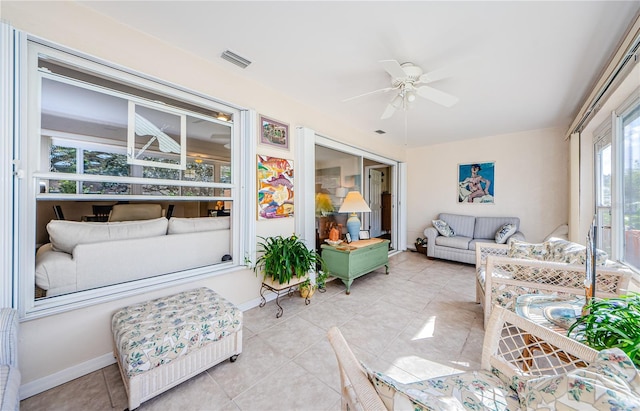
<box><xmin>35</xmin><ymin>243</ymin><xmax>77</xmax><ymax>293</ymax></box>
<box><xmin>423</xmin><ymin>226</ymin><xmax>439</xmax><ymax>257</ymax></box>
<box><xmin>0</xmin><ymin>308</ymin><xmax>18</xmax><ymax>367</ymax></box>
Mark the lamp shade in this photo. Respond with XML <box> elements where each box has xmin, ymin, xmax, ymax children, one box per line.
<box><xmin>338</xmin><ymin>191</ymin><xmax>371</xmax><ymax>242</ymax></box>
<box><xmin>338</xmin><ymin>191</ymin><xmax>371</xmax><ymax>213</ymax></box>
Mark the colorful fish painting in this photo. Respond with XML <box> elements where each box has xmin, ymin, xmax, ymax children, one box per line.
<box><xmin>257</xmin><ymin>155</ymin><xmax>294</xmax><ymax>219</ymax></box>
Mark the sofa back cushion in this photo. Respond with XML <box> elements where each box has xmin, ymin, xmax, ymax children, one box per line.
<box><xmin>438</xmin><ymin>213</ymin><xmax>476</xmax><ymax>238</ymax></box>
<box><xmin>474</xmin><ymin>216</ymin><xmax>520</xmax><ymax>240</ymax></box>
<box><xmin>545</xmin><ymin>237</ymin><xmax>608</xmax><ymax>266</ymax></box>
<box><xmin>47</xmin><ymin>217</ymin><xmax>168</xmax><ymax>254</ymax></box>
<box><xmin>508</xmin><ymin>238</ymin><xmax>548</xmax><ymax>260</ymax></box>
<box><xmin>167</xmin><ymin>216</ymin><xmax>230</xmax><ymax>234</ymax></box>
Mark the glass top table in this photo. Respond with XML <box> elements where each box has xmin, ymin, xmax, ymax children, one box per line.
<box><xmin>515</xmin><ymin>294</ymin><xmax>585</xmax><ymax>334</ymax></box>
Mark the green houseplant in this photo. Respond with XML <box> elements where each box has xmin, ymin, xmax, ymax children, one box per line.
<box><xmin>299</xmin><ymin>269</ymin><xmax>329</xmax><ymax>298</ymax></box>
<box><xmin>254</xmin><ymin>234</ymin><xmax>325</xmax><ymax>285</ymax></box>
<box><xmin>567</xmin><ymin>293</ymin><xmax>640</xmax><ymax>367</ymax></box>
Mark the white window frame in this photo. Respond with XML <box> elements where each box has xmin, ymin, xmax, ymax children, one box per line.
<box><xmin>15</xmin><ymin>37</ymin><xmax>255</xmax><ymax>319</ymax></box>
<box><xmin>595</xmin><ymin>87</ymin><xmax>640</xmax><ymax>272</ymax></box>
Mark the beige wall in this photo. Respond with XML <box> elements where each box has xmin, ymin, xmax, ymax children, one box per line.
<box><xmin>406</xmin><ymin>127</ymin><xmax>569</xmax><ymax>245</ymax></box>
<box><xmin>1</xmin><ymin>1</ymin><xmax>404</xmax><ymax>390</ymax></box>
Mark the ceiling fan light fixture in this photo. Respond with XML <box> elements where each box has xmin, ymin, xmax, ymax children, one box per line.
<box><xmin>406</xmin><ymin>90</ymin><xmax>417</xmax><ymax>103</ymax></box>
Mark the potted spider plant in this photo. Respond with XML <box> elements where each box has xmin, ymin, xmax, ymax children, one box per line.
<box><xmin>567</xmin><ymin>293</ymin><xmax>640</xmax><ymax>367</ymax></box>
<box><xmin>253</xmin><ymin>234</ymin><xmax>325</xmax><ymax>285</ymax></box>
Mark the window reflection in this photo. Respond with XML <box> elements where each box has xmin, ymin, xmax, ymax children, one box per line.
<box><xmin>34</xmin><ymin>51</ymin><xmax>236</xmax><ymax>303</ymax></box>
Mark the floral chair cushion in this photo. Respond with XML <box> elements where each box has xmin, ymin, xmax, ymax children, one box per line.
<box><xmin>545</xmin><ymin>238</ymin><xmax>609</xmax><ymax>266</ymax></box>
<box><xmin>432</xmin><ymin>219</ymin><xmax>456</xmax><ymax>237</ymax></box>
<box><xmin>517</xmin><ymin>348</ymin><xmax>640</xmax><ymax>411</ymax></box>
<box><xmin>507</xmin><ymin>239</ymin><xmax>548</xmax><ymax>261</ymax></box>
<box><xmin>363</xmin><ymin>363</ymin><xmax>521</xmax><ymax>411</ymax></box>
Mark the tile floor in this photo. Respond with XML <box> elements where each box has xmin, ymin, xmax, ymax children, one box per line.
<box><xmin>20</xmin><ymin>251</ymin><xmax>485</xmax><ymax>411</ymax></box>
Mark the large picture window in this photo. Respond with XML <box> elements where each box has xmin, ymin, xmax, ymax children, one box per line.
<box><xmin>594</xmin><ymin>92</ymin><xmax>640</xmax><ymax>272</ymax></box>
<box><xmin>20</xmin><ymin>42</ymin><xmax>247</xmax><ymax>317</ymax></box>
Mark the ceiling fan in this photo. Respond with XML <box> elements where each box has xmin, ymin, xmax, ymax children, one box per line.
<box><xmin>344</xmin><ymin>60</ymin><xmax>459</xmax><ymax>119</ymax></box>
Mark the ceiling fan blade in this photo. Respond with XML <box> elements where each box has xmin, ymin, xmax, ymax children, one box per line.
<box><xmin>342</xmin><ymin>86</ymin><xmax>395</xmax><ymax>102</ymax></box>
<box><xmin>418</xmin><ymin>67</ymin><xmax>452</xmax><ymax>84</ymax></box>
<box><xmin>416</xmin><ymin>85</ymin><xmax>459</xmax><ymax>107</ymax></box>
<box><xmin>379</xmin><ymin>60</ymin><xmax>407</xmax><ymax>79</ymax></box>
<box><xmin>380</xmin><ymin>102</ymin><xmax>397</xmax><ymax>119</ymax></box>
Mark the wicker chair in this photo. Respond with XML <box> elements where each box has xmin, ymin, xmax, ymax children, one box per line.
<box><xmin>475</xmin><ymin>242</ymin><xmax>633</xmax><ymax>327</ymax></box>
<box><xmin>328</xmin><ymin>306</ymin><xmax>604</xmax><ymax>411</ymax></box>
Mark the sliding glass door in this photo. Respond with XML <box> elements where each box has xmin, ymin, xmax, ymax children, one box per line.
<box><xmin>314</xmin><ymin>143</ymin><xmax>398</xmax><ymax>252</ymax></box>
<box><xmin>621</xmin><ymin>106</ymin><xmax>640</xmax><ymax>270</ymax></box>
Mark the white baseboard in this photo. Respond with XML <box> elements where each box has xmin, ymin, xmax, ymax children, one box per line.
<box><xmin>20</xmin><ymin>352</ymin><xmax>116</xmax><ymax>400</ymax></box>
<box><xmin>236</xmin><ymin>293</ymin><xmax>275</xmax><ymax>312</ymax></box>
<box><xmin>20</xmin><ymin>297</ymin><xmax>271</xmax><ymax>399</ymax></box>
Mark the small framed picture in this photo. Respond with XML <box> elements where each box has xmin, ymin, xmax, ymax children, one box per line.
<box><xmin>259</xmin><ymin>115</ymin><xmax>289</xmax><ymax>150</ymax></box>
<box><xmin>345</xmin><ymin>233</ymin><xmax>352</xmax><ymax>243</ymax></box>
<box><xmin>359</xmin><ymin>230</ymin><xmax>370</xmax><ymax>240</ymax></box>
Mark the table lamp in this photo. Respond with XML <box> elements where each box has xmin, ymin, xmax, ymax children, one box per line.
<box><xmin>338</xmin><ymin>191</ymin><xmax>371</xmax><ymax>241</ymax></box>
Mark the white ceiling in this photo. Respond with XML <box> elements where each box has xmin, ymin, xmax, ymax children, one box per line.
<box><xmin>77</xmin><ymin>1</ymin><xmax>639</xmax><ymax>148</ymax></box>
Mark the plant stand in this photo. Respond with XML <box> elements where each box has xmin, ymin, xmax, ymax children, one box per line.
<box><xmin>259</xmin><ymin>276</ymin><xmax>310</xmax><ymax>318</ymax></box>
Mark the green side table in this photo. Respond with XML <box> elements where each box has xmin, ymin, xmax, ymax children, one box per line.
<box><xmin>321</xmin><ymin>239</ymin><xmax>390</xmax><ymax>294</ymax></box>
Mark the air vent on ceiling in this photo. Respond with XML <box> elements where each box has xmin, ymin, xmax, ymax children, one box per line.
<box><xmin>374</xmin><ymin>129</ymin><xmax>386</xmax><ymax>134</ymax></box>
<box><xmin>220</xmin><ymin>50</ymin><xmax>252</xmax><ymax>69</ymax></box>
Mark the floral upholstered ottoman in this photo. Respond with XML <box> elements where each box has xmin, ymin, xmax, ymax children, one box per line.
<box><xmin>112</xmin><ymin>287</ymin><xmax>242</xmax><ymax>410</ymax></box>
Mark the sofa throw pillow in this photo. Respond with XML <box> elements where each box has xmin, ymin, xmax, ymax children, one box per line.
<box><xmin>495</xmin><ymin>223</ymin><xmax>517</xmax><ymax>244</ymax></box>
<box><xmin>516</xmin><ymin>348</ymin><xmax>640</xmax><ymax>410</ymax></box>
<box><xmin>432</xmin><ymin>219</ymin><xmax>455</xmax><ymax>237</ymax></box>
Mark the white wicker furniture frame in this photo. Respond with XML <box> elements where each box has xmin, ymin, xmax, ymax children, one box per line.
<box><xmin>114</xmin><ymin>329</ymin><xmax>242</xmax><ymax>410</ymax></box>
<box><xmin>328</xmin><ymin>306</ymin><xmax>600</xmax><ymax>411</ymax></box>
<box><xmin>475</xmin><ymin>242</ymin><xmax>632</xmax><ymax>327</ymax></box>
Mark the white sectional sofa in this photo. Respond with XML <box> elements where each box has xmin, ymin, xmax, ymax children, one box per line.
<box><xmin>423</xmin><ymin>213</ymin><xmax>525</xmax><ymax>264</ymax></box>
<box><xmin>35</xmin><ymin>217</ymin><xmax>231</xmax><ymax>297</ymax></box>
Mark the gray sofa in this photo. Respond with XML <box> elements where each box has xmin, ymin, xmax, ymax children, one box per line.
<box><xmin>0</xmin><ymin>308</ymin><xmax>20</xmax><ymax>411</ymax></box>
<box><xmin>423</xmin><ymin>213</ymin><xmax>525</xmax><ymax>264</ymax></box>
